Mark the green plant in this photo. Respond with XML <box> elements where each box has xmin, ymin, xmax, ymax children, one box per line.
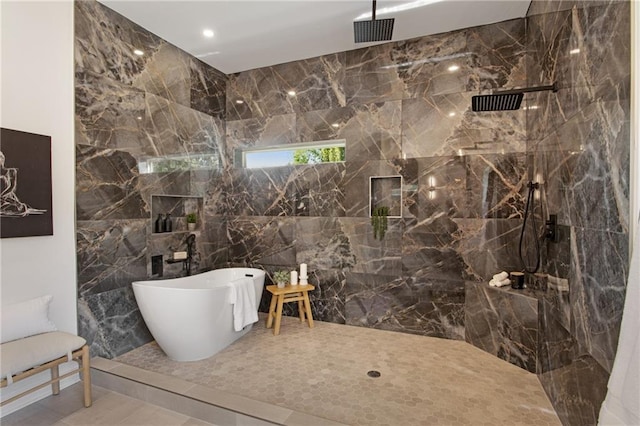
<box><xmin>273</xmin><ymin>270</ymin><xmax>289</xmax><ymax>284</ymax></box>
<box><xmin>371</xmin><ymin>206</ymin><xmax>389</xmax><ymax>240</ymax></box>
<box><xmin>186</xmin><ymin>212</ymin><xmax>197</xmax><ymax>223</ymax></box>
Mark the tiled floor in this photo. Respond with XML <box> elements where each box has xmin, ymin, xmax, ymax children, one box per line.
<box><xmin>1</xmin><ymin>383</ymin><xmax>216</xmax><ymax>426</ymax></box>
<box><xmin>116</xmin><ymin>314</ymin><xmax>561</xmax><ymax>426</ymax></box>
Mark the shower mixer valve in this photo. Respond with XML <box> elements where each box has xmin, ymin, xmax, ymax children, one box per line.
<box><xmin>545</xmin><ymin>214</ymin><xmax>560</xmax><ymax>242</ymax></box>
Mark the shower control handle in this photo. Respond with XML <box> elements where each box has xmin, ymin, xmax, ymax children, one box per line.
<box><xmin>545</xmin><ymin>214</ymin><xmax>560</xmax><ymax>243</ymax></box>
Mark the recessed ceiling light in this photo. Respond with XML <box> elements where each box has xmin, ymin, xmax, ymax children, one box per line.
<box><xmin>448</xmin><ymin>112</ymin><xmax>456</xmax><ymax>117</ymax></box>
<box><xmin>203</xmin><ymin>29</ymin><xmax>214</xmax><ymax>38</ymax></box>
<box><xmin>235</xmin><ymin>99</ymin><xmax>244</xmax><ymax>104</ymax></box>
<box><xmin>528</xmin><ymin>105</ymin><xmax>539</xmax><ymax>110</ymax></box>
<box><xmin>447</xmin><ymin>64</ymin><xmax>460</xmax><ymax>72</ymax></box>
<box><xmin>287</xmin><ymin>90</ymin><xmax>296</xmax><ymax>97</ymax></box>
<box><xmin>133</xmin><ymin>49</ymin><xmax>144</xmax><ymax>56</ymax></box>
<box><xmin>569</xmin><ymin>48</ymin><xmax>580</xmax><ymax>55</ymax></box>
<box><xmin>136</xmin><ymin>116</ymin><xmax>142</xmax><ymax>120</ymax></box>
<box><xmin>331</xmin><ymin>123</ymin><xmax>340</xmax><ymax>128</ymax></box>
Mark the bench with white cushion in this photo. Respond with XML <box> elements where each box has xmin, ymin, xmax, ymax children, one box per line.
<box><xmin>0</xmin><ymin>296</ymin><xmax>92</xmax><ymax>408</ymax></box>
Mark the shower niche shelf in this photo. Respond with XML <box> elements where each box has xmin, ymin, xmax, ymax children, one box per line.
<box><xmin>369</xmin><ymin>176</ymin><xmax>402</xmax><ymax>218</ymax></box>
<box><xmin>151</xmin><ymin>195</ymin><xmax>203</xmax><ymax>234</ymax></box>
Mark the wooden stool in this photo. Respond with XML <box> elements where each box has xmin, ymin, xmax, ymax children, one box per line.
<box><xmin>265</xmin><ymin>284</ymin><xmax>315</xmax><ymax>335</ymax></box>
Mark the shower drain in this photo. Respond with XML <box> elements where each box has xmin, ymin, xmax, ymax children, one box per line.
<box><xmin>367</xmin><ymin>370</ymin><xmax>381</xmax><ymax>378</ymax></box>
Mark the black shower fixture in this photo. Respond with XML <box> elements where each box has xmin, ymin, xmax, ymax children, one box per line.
<box><xmin>471</xmin><ymin>82</ymin><xmax>558</xmax><ymax>112</ymax></box>
<box><xmin>354</xmin><ymin>0</ymin><xmax>394</xmax><ymax>43</ymax></box>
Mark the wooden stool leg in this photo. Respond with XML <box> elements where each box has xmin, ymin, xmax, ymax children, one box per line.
<box><xmin>266</xmin><ymin>294</ymin><xmax>278</xmax><ymax>329</ymax></box>
<box><xmin>298</xmin><ymin>300</ymin><xmax>305</xmax><ymax>322</ymax></box>
<box><xmin>50</xmin><ymin>365</ymin><xmax>60</xmax><ymax>395</ymax></box>
<box><xmin>81</xmin><ymin>345</ymin><xmax>92</xmax><ymax>407</ymax></box>
<box><xmin>274</xmin><ymin>295</ymin><xmax>285</xmax><ymax>335</ymax></box>
<box><xmin>303</xmin><ymin>290</ymin><xmax>314</xmax><ymax>329</ymax></box>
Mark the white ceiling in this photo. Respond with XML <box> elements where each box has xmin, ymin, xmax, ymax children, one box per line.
<box><xmin>99</xmin><ymin>0</ymin><xmax>532</xmax><ymax>74</ymax></box>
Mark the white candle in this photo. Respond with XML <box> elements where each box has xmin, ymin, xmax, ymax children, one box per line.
<box><xmin>290</xmin><ymin>270</ymin><xmax>298</xmax><ymax>285</ymax></box>
<box><xmin>300</xmin><ymin>263</ymin><xmax>307</xmax><ymax>277</ymax></box>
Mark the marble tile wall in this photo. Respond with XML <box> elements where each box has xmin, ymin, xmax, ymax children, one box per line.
<box><xmin>527</xmin><ymin>1</ymin><xmax>630</xmax><ymax>425</ymax></box>
<box><xmin>75</xmin><ymin>1</ymin><xmax>228</xmax><ymax>358</ymax></box>
<box><xmin>223</xmin><ymin>17</ymin><xmax>529</xmax><ymax>343</ymax></box>
<box><xmin>74</xmin><ymin>5</ymin><xmax>631</xmax><ymax>426</ymax></box>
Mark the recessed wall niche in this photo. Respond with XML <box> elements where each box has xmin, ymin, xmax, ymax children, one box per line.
<box><xmin>151</xmin><ymin>195</ymin><xmax>203</xmax><ymax>233</ymax></box>
<box><xmin>369</xmin><ymin>176</ymin><xmax>402</xmax><ymax>218</ymax></box>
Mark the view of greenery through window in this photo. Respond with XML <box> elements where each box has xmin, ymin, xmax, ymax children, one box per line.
<box><xmin>243</xmin><ymin>142</ymin><xmax>345</xmax><ymax>168</ymax></box>
<box><xmin>293</xmin><ymin>147</ymin><xmax>345</xmax><ymax>164</ymax></box>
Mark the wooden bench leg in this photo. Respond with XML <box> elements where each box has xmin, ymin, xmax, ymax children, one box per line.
<box><xmin>298</xmin><ymin>299</ymin><xmax>306</xmax><ymax>322</ymax></box>
<box><xmin>81</xmin><ymin>345</ymin><xmax>92</xmax><ymax>407</ymax></box>
<box><xmin>274</xmin><ymin>295</ymin><xmax>284</xmax><ymax>335</ymax></box>
<box><xmin>266</xmin><ymin>293</ymin><xmax>278</xmax><ymax>329</ymax></box>
<box><xmin>50</xmin><ymin>365</ymin><xmax>60</xmax><ymax>395</ymax></box>
<box><xmin>302</xmin><ymin>290</ymin><xmax>314</xmax><ymax>329</ymax></box>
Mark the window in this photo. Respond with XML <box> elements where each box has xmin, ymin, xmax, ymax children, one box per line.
<box><xmin>138</xmin><ymin>153</ymin><xmax>220</xmax><ymax>174</ymax></box>
<box><xmin>238</xmin><ymin>140</ymin><xmax>345</xmax><ymax>169</ymax></box>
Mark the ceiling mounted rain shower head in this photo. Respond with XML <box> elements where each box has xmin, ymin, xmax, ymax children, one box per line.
<box><xmin>354</xmin><ymin>0</ymin><xmax>394</xmax><ymax>43</ymax></box>
<box><xmin>471</xmin><ymin>83</ymin><xmax>558</xmax><ymax>112</ymax></box>
<box><xmin>472</xmin><ymin>93</ymin><xmax>523</xmax><ymax>111</ymax></box>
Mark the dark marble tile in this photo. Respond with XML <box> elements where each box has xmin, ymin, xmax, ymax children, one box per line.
<box><xmin>226</xmin><ymin>53</ymin><xmax>345</xmax><ymax>120</ymax></box>
<box><xmin>297</xmin><ymin>101</ymin><xmax>402</xmax><ymax>162</ymax></box>
<box><xmin>223</xmin><ymin>162</ymin><xmax>345</xmax><ymax>218</ymax></box>
<box><xmin>223</xmin><ymin>167</ymin><xmax>298</xmax><ymax>217</ymax></box>
<box><xmin>78</xmin><ymin>286</ymin><xmax>153</xmax><ymax>358</ymax></box>
<box><xmin>76</xmin><ymin>1</ymin><xmax>226</xmax><ymax>117</ymax></box>
<box><xmin>76</xmin><ymin>145</ymin><xmax>147</xmax><ymax>220</ymax></box>
<box><xmin>346</xmin><ymin>273</ymin><xmax>465</xmax><ymax>340</ymax></box>
<box><xmin>189</xmin><ymin>58</ymin><xmax>227</xmax><ymax>118</ymax></box>
<box><xmin>465</xmin><ymin>282</ymin><xmax>538</xmax><ymax>372</ymax></box>
<box><xmin>227</xmin><ymin>216</ymin><xmax>296</xmax><ymax>266</ymax></box>
<box><xmin>75</xmin><ymin>1</ymin><xmax>163</xmax><ymax>87</ymax></box>
<box><xmin>339</xmin><ymin>218</ymin><xmax>403</xmax><ymax>276</ymax></box>
<box><xmin>77</xmin><ymin>220</ymin><xmax>147</xmax><ymax>296</ymax></box>
<box><xmin>345</xmin><ymin>18</ymin><xmax>525</xmax><ymax>105</ymax></box>
<box><xmin>453</xmin><ymin>218</ymin><xmax>524</xmax><ymax>281</ymax></box>
<box><xmin>464</xmin><ymin>18</ymin><xmax>527</xmax><ymax>92</ymax></box>
<box><xmin>226</xmin><ymin>114</ymin><xmax>297</xmax><ymax>156</ymax></box>
<box><xmin>402</xmin><ymin>92</ymin><xmax>526</xmax><ymax>158</ymax></box>
<box><xmin>75</xmin><ymin>70</ymin><xmax>147</xmax><ymax>150</ymax></box>
<box><xmin>538</xmin><ymin>354</ymin><xmax>610</xmax><ymax>426</ymax></box>
<box><xmin>538</xmin><ymin>299</ymin><xmax>574</xmax><ymax>375</ymax></box>
<box><xmin>344</xmin><ymin>159</ymin><xmax>407</xmax><ymax>218</ymax></box>
<box><xmin>295</xmin><ymin>217</ymin><xmax>357</xmax><ymax>272</ymax></box>
<box><xmin>571</xmin><ymin>228</ymin><xmax>628</xmax><ymax>373</ymax></box>
<box><xmin>76</xmin><ymin>71</ymin><xmax>224</xmax><ymax>161</ymax></box>
<box><xmin>199</xmin><ymin>215</ymin><xmax>229</xmax><ymax>268</ymax></box>
<box><xmin>402</xmin><ymin>217</ymin><xmax>466</xmax><ymax>283</ymax></box>
<box><xmin>144</xmin><ymin>92</ymin><xmax>224</xmax><ymax>157</ymax></box>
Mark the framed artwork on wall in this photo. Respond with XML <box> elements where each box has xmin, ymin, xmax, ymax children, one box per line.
<box><xmin>0</xmin><ymin>128</ymin><xmax>53</xmax><ymax>238</ymax></box>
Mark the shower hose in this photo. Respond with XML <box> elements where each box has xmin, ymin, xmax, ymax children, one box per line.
<box><xmin>519</xmin><ymin>181</ymin><xmax>540</xmax><ymax>273</ymax></box>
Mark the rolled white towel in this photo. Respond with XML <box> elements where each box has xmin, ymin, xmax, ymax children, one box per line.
<box><xmin>489</xmin><ymin>277</ymin><xmax>511</xmax><ymax>287</ymax></box>
<box><xmin>492</xmin><ymin>271</ymin><xmax>508</xmax><ymax>281</ymax></box>
<box><xmin>495</xmin><ymin>277</ymin><xmax>511</xmax><ymax>287</ymax></box>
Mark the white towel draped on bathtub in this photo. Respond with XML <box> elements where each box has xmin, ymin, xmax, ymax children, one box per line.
<box><xmin>227</xmin><ymin>277</ymin><xmax>258</xmax><ymax>332</ymax></box>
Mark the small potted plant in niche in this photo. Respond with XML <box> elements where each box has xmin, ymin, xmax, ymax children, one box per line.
<box><xmin>273</xmin><ymin>271</ymin><xmax>289</xmax><ymax>289</ymax></box>
<box><xmin>186</xmin><ymin>212</ymin><xmax>197</xmax><ymax>231</ymax></box>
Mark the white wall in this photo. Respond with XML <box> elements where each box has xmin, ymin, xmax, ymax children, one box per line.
<box><xmin>0</xmin><ymin>0</ymin><xmax>78</xmax><ymax>415</ymax></box>
<box><xmin>633</xmin><ymin>0</ymin><xmax>639</xmax><ymax>243</ymax></box>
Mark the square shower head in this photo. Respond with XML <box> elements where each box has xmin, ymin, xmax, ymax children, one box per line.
<box><xmin>354</xmin><ymin>18</ymin><xmax>395</xmax><ymax>43</ymax></box>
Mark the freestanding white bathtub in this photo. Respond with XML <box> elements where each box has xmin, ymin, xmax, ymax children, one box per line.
<box><xmin>132</xmin><ymin>267</ymin><xmax>265</xmax><ymax>362</ymax></box>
